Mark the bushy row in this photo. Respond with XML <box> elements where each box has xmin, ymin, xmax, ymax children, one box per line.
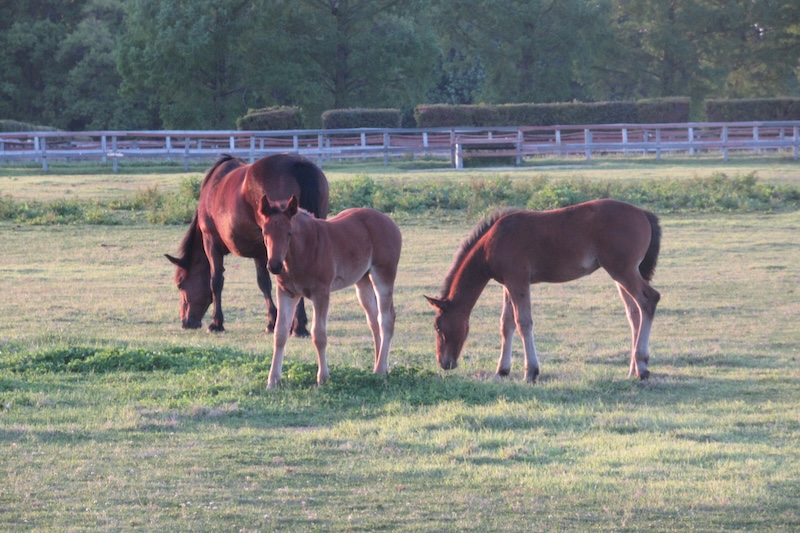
<box><xmin>329</xmin><ymin>173</ymin><xmax>800</xmax><ymax>215</ymax></box>
<box><xmin>1</xmin><ymin>173</ymin><xmax>797</xmax><ymax>226</ymax></box>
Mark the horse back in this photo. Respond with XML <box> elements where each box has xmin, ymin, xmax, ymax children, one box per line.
<box><xmin>488</xmin><ymin>199</ymin><xmax>655</xmax><ymax>283</ymax></box>
<box><xmin>246</xmin><ymin>154</ymin><xmax>330</xmax><ymax>219</ymax></box>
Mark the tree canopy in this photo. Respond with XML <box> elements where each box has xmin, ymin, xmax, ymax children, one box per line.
<box><xmin>1</xmin><ymin>0</ymin><xmax>798</xmax><ymax>129</ymax></box>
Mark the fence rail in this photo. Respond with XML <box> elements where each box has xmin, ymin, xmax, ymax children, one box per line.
<box><xmin>1</xmin><ymin>122</ymin><xmax>798</xmax><ymax>172</ymax></box>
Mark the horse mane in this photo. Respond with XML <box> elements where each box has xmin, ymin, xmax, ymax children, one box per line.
<box><xmin>174</xmin><ymin>210</ymin><xmax>201</xmax><ymax>270</ymax></box>
<box><xmin>174</xmin><ymin>154</ymin><xmax>242</xmax><ymax>269</ymax></box>
<box><xmin>440</xmin><ymin>208</ymin><xmax>522</xmax><ymax>298</ymax></box>
<box><xmin>203</xmin><ymin>153</ymin><xmax>243</xmax><ymax>188</ymax></box>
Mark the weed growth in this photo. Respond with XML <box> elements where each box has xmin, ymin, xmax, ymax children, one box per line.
<box><xmin>1</xmin><ymin>173</ymin><xmax>797</xmax><ymax>226</ymax></box>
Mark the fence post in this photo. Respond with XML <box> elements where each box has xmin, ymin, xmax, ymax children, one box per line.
<box><xmin>101</xmin><ymin>135</ymin><xmax>107</xmax><ymax>165</ymax></box>
<box><xmin>584</xmin><ymin>129</ymin><xmax>592</xmax><ymax>161</ymax></box>
<box><xmin>794</xmin><ymin>126</ymin><xmax>799</xmax><ymax>160</ymax></box>
<box><xmin>41</xmin><ymin>136</ymin><xmax>48</xmax><ymax>171</ymax></box>
<box><xmin>753</xmin><ymin>126</ymin><xmax>760</xmax><ymax>155</ymax></box>
<box><xmin>112</xmin><ymin>136</ymin><xmax>119</xmax><ymax>173</ymax></box>
<box><xmin>317</xmin><ymin>134</ymin><xmax>324</xmax><ymax>167</ymax></box>
<box><xmin>622</xmin><ymin>128</ymin><xmax>628</xmax><ymax>155</ymax></box>
<box><xmin>722</xmin><ymin>126</ymin><xmax>729</xmax><ymax>161</ymax></box>
<box><xmin>383</xmin><ymin>132</ymin><xmax>390</xmax><ymax>166</ymax></box>
<box><xmin>655</xmin><ymin>128</ymin><xmax>662</xmax><ymax>160</ymax></box>
<box><xmin>688</xmin><ymin>127</ymin><xmax>695</xmax><ymax>156</ymax></box>
<box><xmin>184</xmin><ymin>137</ymin><xmax>191</xmax><ymax>170</ymax></box>
<box><xmin>361</xmin><ymin>132</ymin><xmax>367</xmax><ymax>161</ymax></box>
<box><xmin>249</xmin><ymin>135</ymin><xmax>255</xmax><ymax>163</ymax></box>
<box><xmin>555</xmin><ymin>129</ymin><xmax>562</xmax><ymax>157</ymax></box>
<box><xmin>516</xmin><ymin>129</ymin><xmax>523</xmax><ymax>165</ymax></box>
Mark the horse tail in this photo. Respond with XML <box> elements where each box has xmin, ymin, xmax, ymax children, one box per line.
<box><xmin>292</xmin><ymin>159</ymin><xmax>330</xmax><ymax>219</ymax></box>
<box><xmin>639</xmin><ymin>210</ymin><xmax>661</xmax><ymax>282</ymax></box>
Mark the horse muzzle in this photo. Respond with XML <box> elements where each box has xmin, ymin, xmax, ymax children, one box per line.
<box><xmin>438</xmin><ymin>358</ymin><xmax>458</xmax><ymax>370</ymax></box>
<box><xmin>267</xmin><ymin>260</ymin><xmax>284</xmax><ymax>275</ymax></box>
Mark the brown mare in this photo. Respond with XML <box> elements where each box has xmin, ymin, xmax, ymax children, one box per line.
<box><xmin>426</xmin><ymin>199</ymin><xmax>661</xmax><ymax>382</ymax></box>
<box><xmin>257</xmin><ymin>195</ymin><xmax>402</xmax><ymax>388</ymax></box>
<box><xmin>166</xmin><ymin>153</ymin><xmax>329</xmax><ymax>334</ymax></box>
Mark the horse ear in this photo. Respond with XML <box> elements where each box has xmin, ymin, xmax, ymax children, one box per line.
<box><xmin>424</xmin><ymin>295</ymin><xmax>448</xmax><ymax>311</ymax></box>
<box><xmin>258</xmin><ymin>194</ymin><xmax>271</xmax><ymax>217</ymax></box>
<box><xmin>286</xmin><ymin>195</ymin><xmax>299</xmax><ymax>217</ymax></box>
<box><xmin>165</xmin><ymin>254</ymin><xmax>187</xmax><ymax>269</ymax></box>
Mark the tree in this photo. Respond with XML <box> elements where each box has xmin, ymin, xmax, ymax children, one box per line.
<box><xmin>0</xmin><ymin>0</ymin><xmax>81</xmax><ymax>126</ymax></box>
<box><xmin>276</xmin><ymin>0</ymin><xmax>439</xmax><ymax>122</ymax></box>
<box><xmin>118</xmin><ymin>0</ymin><xmax>287</xmax><ymax>129</ymax></box>
<box><xmin>433</xmin><ymin>0</ymin><xmax>615</xmax><ymax>104</ymax></box>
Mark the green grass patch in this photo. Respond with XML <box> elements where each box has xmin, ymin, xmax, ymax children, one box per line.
<box><xmin>0</xmin><ymin>164</ymin><xmax>799</xmax><ymax>530</ymax></box>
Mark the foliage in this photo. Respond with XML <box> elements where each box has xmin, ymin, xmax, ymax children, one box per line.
<box><xmin>2</xmin><ymin>1</ymin><xmax>799</xmax><ymax>129</ymax></box>
<box><xmin>1</xmin><ymin>173</ymin><xmax>798</xmax><ymax>227</ymax></box>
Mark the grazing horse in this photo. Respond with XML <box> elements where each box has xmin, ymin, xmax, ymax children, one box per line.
<box><xmin>257</xmin><ymin>195</ymin><xmax>402</xmax><ymax>389</ymax></box>
<box><xmin>425</xmin><ymin>199</ymin><xmax>661</xmax><ymax>382</ymax></box>
<box><xmin>166</xmin><ymin>153</ymin><xmax>329</xmax><ymax>334</ymax></box>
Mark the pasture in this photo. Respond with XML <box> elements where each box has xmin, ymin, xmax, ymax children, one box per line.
<box><xmin>1</xmin><ymin>159</ymin><xmax>799</xmax><ymax>531</ymax></box>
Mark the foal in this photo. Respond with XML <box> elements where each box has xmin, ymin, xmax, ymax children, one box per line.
<box><xmin>257</xmin><ymin>195</ymin><xmax>402</xmax><ymax>388</ymax></box>
<box><xmin>426</xmin><ymin>199</ymin><xmax>661</xmax><ymax>381</ymax></box>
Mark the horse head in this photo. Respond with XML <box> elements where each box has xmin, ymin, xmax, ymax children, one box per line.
<box><xmin>425</xmin><ymin>295</ymin><xmax>470</xmax><ymax>370</ymax></box>
<box><xmin>258</xmin><ymin>194</ymin><xmax>299</xmax><ymax>275</ymax></box>
<box><xmin>166</xmin><ymin>253</ymin><xmax>212</xmax><ymax>329</ymax></box>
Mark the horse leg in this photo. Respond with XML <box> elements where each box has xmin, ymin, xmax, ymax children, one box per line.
<box><xmin>355</xmin><ymin>276</ymin><xmax>382</xmax><ymax>372</ymax></box>
<box><xmin>291</xmin><ymin>299</ymin><xmax>311</xmax><ymax>338</ymax></box>
<box><xmin>496</xmin><ymin>288</ymin><xmax>515</xmax><ymax>377</ymax></box>
<box><xmin>204</xmin><ymin>240</ymin><xmax>225</xmax><ymax>332</ymax></box>
<box><xmin>310</xmin><ymin>292</ymin><xmax>331</xmax><ymax>385</ymax></box>
<box><xmin>615</xmin><ymin>277</ymin><xmax>660</xmax><ymax>380</ymax></box>
<box><xmin>507</xmin><ymin>283</ymin><xmax>539</xmax><ymax>383</ymax></box>
<box><xmin>369</xmin><ymin>271</ymin><xmax>396</xmax><ymax>376</ymax></box>
<box><xmin>267</xmin><ymin>289</ymin><xmax>299</xmax><ymax>389</ymax></box>
<box><xmin>254</xmin><ymin>259</ymin><xmax>277</xmax><ymax>333</ymax></box>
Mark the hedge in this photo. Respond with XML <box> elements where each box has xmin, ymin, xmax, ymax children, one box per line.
<box><xmin>705</xmin><ymin>98</ymin><xmax>800</xmax><ymax>122</ymax></box>
<box><xmin>236</xmin><ymin>106</ymin><xmax>304</xmax><ymax>130</ymax></box>
<box><xmin>414</xmin><ymin>98</ymin><xmax>690</xmax><ymax>128</ymax></box>
<box><xmin>321</xmin><ymin>108</ymin><xmax>402</xmax><ymax>129</ymax></box>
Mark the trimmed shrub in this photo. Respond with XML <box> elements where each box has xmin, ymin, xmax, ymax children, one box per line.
<box><xmin>321</xmin><ymin>108</ymin><xmax>402</xmax><ymax>129</ymax></box>
<box><xmin>705</xmin><ymin>98</ymin><xmax>800</xmax><ymax>122</ymax></box>
<box><xmin>415</xmin><ymin>99</ymin><xmax>688</xmax><ymax>128</ymax></box>
<box><xmin>0</xmin><ymin>120</ymin><xmax>59</xmax><ymax>132</ymax></box>
<box><xmin>236</xmin><ymin>106</ymin><xmax>304</xmax><ymax>130</ymax></box>
<box><xmin>635</xmin><ymin>97</ymin><xmax>691</xmax><ymax>123</ymax></box>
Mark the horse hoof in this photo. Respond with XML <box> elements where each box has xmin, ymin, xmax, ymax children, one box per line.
<box><xmin>525</xmin><ymin>368</ymin><xmax>540</xmax><ymax>384</ymax></box>
<box><xmin>207</xmin><ymin>324</ymin><xmax>225</xmax><ymax>333</ymax></box>
<box><xmin>495</xmin><ymin>368</ymin><xmax>510</xmax><ymax>378</ymax></box>
<box><xmin>291</xmin><ymin>328</ymin><xmax>311</xmax><ymax>338</ymax></box>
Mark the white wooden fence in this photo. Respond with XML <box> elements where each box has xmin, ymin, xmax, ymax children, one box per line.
<box><xmin>1</xmin><ymin>122</ymin><xmax>798</xmax><ymax>172</ymax></box>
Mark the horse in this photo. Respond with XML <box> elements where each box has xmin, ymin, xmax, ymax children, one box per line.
<box><xmin>425</xmin><ymin>199</ymin><xmax>661</xmax><ymax>382</ymax></box>
<box><xmin>166</xmin><ymin>153</ymin><xmax>329</xmax><ymax>335</ymax></box>
<box><xmin>257</xmin><ymin>194</ymin><xmax>402</xmax><ymax>389</ymax></box>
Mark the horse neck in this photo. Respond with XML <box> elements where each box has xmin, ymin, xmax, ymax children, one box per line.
<box><xmin>444</xmin><ymin>246</ymin><xmax>491</xmax><ymax>313</ymax></box>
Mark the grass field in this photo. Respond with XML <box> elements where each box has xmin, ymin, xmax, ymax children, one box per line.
<box><xmin>1</xmin><ymin>158</ymin><xmax>799</xmax><ymax>531</ymax></box>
